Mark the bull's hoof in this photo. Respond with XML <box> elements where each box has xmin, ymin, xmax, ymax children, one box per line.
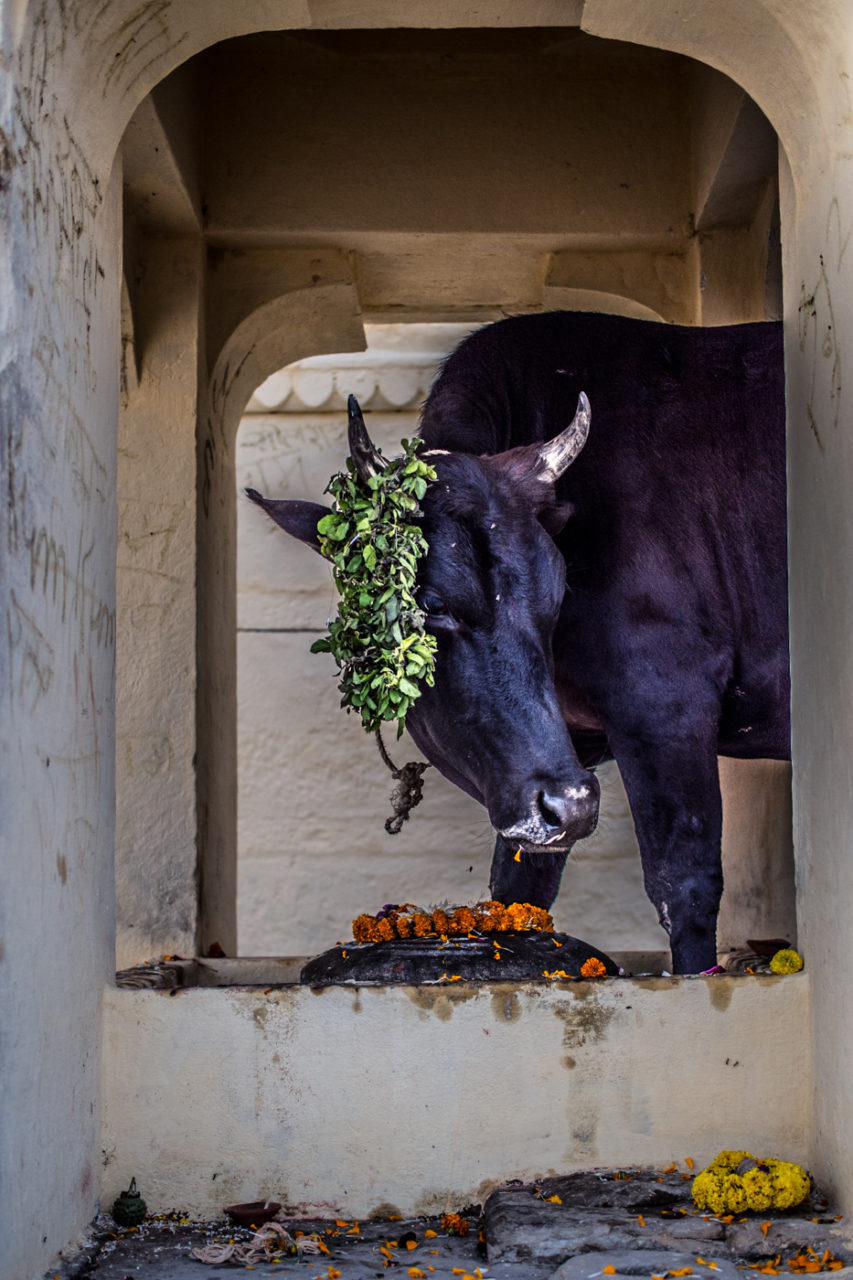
<box><xmin>300</xmin><ymin>932</ymin><xmax>619</xmax><ymax>986</ymax></box>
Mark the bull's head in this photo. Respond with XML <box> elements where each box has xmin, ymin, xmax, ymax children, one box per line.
<box><xmin>248</xmin><ymin>393</ymin><xmax>600</xmax><ymax>854</ymax></box>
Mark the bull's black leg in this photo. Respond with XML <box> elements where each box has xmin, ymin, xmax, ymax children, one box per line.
<box><xmin>489</xmin><ymin>832</ymin><xmax>571</xmax><ymax>910</ymax></box>
<box><xmin>610</xmin><ymin>733</ymin><xmax>723</xmax><ymax>974</ymax></box>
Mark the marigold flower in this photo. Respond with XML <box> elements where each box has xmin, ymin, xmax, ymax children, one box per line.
<box><xmin>482</xmin><ymin>902</ymin><xmax>507</xmax><ymax>930</ymax></box>
<box><xmin>580</xmin><ymin>957</ymin><xmax>608</xmax><ymax>979</ymax></box>
<box><xmin>769</xmin><ymin>948</ymin><xmax>804</xmax><ymax>975</ymax></box>
<box><xmin>352</xmin><ymin>914</ymin><xmax>375</xmax><ymax>943</ymax></box>
<box><xmin>440</xmin><ymin>1213</ymin><xmax>469</xmax><ymax>1236</ymax></box>
<box><xmin>454</xmin><ymin>907</ymin><xmax>476</xmax><ymax>933</ymax></box>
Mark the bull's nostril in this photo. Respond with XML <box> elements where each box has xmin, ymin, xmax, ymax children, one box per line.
<box><xmin>537</xmin><ymin>791</ymin><xmax>564</xmax><ymax>830</ymax></box>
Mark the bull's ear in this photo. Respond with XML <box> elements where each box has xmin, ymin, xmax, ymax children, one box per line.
<box><xmin>537</xmin><ymin>499</ymin><xmax>576</xmax><ymax>537</ymax></box>
<box><xmin>245</xmin><ymin>488</ymin><xmax>331</xmax><ymax>554</ymax></box>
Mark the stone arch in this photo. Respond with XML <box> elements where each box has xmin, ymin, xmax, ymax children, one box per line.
<box><xmin>16</xmin><ymin>4</ymin><xmax>819</xmax><ymax>209</ymax></box>
<box><xmin>580</xmin><ymin>0</ymin><xmax>823</xmax><ymax>202</ymax></box>
<box><xmin>9</xmin><ymin>5</ymin><xmax>853</xmax><ymax>1276</ymax></box>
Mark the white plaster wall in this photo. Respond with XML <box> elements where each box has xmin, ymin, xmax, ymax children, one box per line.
<box><xmin>102</xmin><ymin>974</ymin><xmax>810</xmax><ymax>1217</ymax></box>
<box><xmin>0</xmin><ymin>19</ymin><xmax>123</xmax><ymax>1277</ymax></box>
<box><xmin>782</xmin><ymin>115</ymin><xmax>853</xmax><ymax>1223</ymax></box>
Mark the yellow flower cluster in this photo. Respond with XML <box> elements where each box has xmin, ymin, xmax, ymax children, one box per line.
<box><xmin>692</xmin><ymin>1151</ymin><xmax>810</xmax><ymax>1214</ymax></box>
<box><xmin>351</xmin><ymin>901</ymin><xmax>554</xmax><ymax>944</ymax></box>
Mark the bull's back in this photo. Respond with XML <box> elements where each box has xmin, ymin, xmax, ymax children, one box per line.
<box><xmin>422</xmin><ymin>311</ymin><xmax>783</xmax><ymax>462</ymax></box>
<box><xmin>421</xmin><ymin>311</ymin><xmax>789</xmax><ymax>759</ymax></box>
<box><xmin>422</xmin><ymin>311</ymin><xmax>785</xmax><ymax>565</ymax></box>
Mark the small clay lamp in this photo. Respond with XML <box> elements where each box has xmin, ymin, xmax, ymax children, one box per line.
<box><xmin>223</xmin><ymin>1199</ymin><xmax>281</xmax><ymax>1229</ymax></box>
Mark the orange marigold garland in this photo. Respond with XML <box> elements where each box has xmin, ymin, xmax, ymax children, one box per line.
<box><xmin>351</xmin><ymin>901</ymin><xmax>554</xmax><ymax>944</ymax></box>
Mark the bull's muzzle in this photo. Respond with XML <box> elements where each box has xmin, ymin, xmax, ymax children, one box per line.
<box><xmin>498</xmin><ymin>774</ymin><xmax>600</xmax><ymax>850</ymax></box>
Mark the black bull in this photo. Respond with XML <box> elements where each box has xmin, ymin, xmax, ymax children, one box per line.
<box><xmin>250</xmin><ymin>311</ymin><xmax>789</xmax><ymax>974</ymax></box>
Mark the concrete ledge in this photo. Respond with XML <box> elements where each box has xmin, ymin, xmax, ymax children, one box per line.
<box><xmin>101</xmin><ymin>973</ymin><xmax>810</xmax><ymax>1219</ymax></box>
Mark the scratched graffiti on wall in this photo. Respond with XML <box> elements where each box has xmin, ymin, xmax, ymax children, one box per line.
<box><xmin>798</xmin><ymin>196</ymin><xmax>850</xmax><ymax>449</ymax></box>
<box><xmin>2</xmin><ymin>1</ymin><xmax>194</xmax><ymax>729</ymax></box>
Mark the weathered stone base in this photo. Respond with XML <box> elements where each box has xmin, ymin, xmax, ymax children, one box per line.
<box><xmin>300</xmin><ymin>932</ymin><xmax>619</xmax><ymax>985</ymax></box>
<box><xmin>485</xmin><ymin>1169</ymin><xmax>850</xmax><ymax>1269</ymax></box>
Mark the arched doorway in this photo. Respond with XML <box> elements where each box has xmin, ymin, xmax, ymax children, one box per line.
<box><xmin>7</xmin><ymin>6</ymin><xmax>852</xmax><ymax>1274</ymax></box>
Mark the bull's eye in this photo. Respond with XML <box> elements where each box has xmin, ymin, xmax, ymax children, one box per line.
<box><xmin>419</xmin><ymin>589</ymin><xmax>448</xmax><ymax>617</ymax></box>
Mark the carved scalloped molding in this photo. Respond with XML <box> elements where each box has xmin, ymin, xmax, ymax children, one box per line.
<box><xmin>245</xmin><ymin>322</ymin><xmax>474</xmax><ymax>413</ymax></box>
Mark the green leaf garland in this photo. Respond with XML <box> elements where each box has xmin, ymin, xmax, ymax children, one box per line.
<box><xmin>310</xmin><ymin>437</ymin><xmax>438</xmax><ymax>736</ymax></box>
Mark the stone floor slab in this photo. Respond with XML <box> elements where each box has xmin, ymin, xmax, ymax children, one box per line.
<box><xmin>550</xmin><ymin>1249</ymin><xmax>742</xmax><ymax>1280</ymax></box>
<box><xmin>725</xmin><ymin>1216</ymin><xmax>850</xmax><ymax>1260</ymax></box>
<box><xmin>484</xmin><ymin>1193</ymin><xmax>723</xmax><ymax>1266</ymax></box>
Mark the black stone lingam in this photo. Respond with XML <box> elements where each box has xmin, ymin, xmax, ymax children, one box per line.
<box><xmin>300</xmin><ymin>932</ymin><xmax>619</xmax><ymax>986</ymax></box>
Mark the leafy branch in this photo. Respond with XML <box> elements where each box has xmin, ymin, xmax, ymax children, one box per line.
<box><xmin>310</xmin><ymin>437</ymin><xmax>438</xmax><ymax>736</ymax></box>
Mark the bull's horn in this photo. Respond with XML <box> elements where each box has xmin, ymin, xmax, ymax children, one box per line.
<box><xmin>536</xmin><ymin>391</ymin><xmax>591</xmax><ymax>480</ymax></box>
<box><xmin>347</xmin><ymin>394</ymin><xmax>388</xmax><ymax>484</ymax></box>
